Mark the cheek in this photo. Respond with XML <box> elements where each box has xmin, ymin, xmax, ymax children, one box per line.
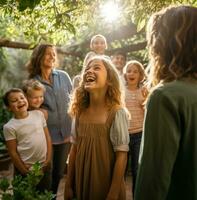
<box><xmin>29</xmin><ymin>99</ymin><xmax>35</xmax><ymax>104</ymax></box>
<box><xmin>40</xmin><ymin>98</ymin><xmax>44</xmax><ymax>104</ymax></box>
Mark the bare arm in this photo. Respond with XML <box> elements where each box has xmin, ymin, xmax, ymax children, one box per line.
<box><xmin>39</xmin><ymin>108</ymin><xmax>48</xmax><ymax>121</ymax></box>
<box><xmin>64</xmin><ymin>144</ymin><xmax>77</xmax><ymax>200</ymax></box>
<box><xmin>107</xmin><ymin>151</ymin><xmax>127</xmax><ymax>200</ymax></box>
<box><xmin>42</xmin><ymin>127</ymin><xmax>52</xmax><ymax>170</ymax></box>
<box><xmin>5</xmin><ymin>139</ymin><xmax>29</xmax><ymax>175</ymax></box>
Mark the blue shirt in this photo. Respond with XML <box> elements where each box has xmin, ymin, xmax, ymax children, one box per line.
<box><xmin>35</xmin><ymin>69</ymin><xmax>72</xmax><ymax>144</ymax></box>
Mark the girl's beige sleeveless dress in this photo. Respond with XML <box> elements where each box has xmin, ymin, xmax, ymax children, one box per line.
<box><xmin>75</xmin><ymin>107</ymin><xmax>126</xmax><ymax>200</ymax></box>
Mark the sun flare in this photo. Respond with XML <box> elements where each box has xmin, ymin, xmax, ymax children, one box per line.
<box><xmin>100</xmin><ymin>2</ymin><xmax>121</xmax><ymax>22</ymax></box>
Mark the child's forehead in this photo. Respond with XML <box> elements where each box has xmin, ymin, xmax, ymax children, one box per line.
<box><xmin>28</xmin><ymin>87</ymin><xmax>44</xmax><ymax>92</ymax></box>
<box><xmin>114</xmin><ymin>54</ymin><xmax>125</xmax><ymax>59</ymax></box>
<box><xmin>92</xmin><ymin>36</ymin><xmax>106</xmax><ymax>43</ymax></box>
<box><xmin>8</xmin><ymin>92</ymin><xmax>25</xmax><ymax>99</ymax></box>
<box><xmin>87</xmin><ymin>59</ymin><xmax>104</xmax><ymax>67</ymax></box>
<box><xmin>127</xmin><ymin>64</ymin><xmax>139</xmax><ymax>70</ymax></box>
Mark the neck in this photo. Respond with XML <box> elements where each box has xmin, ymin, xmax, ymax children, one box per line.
<box><xmin>127</xmin><ymin>84</ymin><xmax>139</xmax><ymax>90</ymax></box>
<box><xmin>89</xmin><ymin>91</ymin><xmax>106</xmax><ymax>110</ymax></box>
<box><xmin>14</xmin><ymin>111</ymin><xmax>28</xmax><ymax>119</ymax></box>
<box><xmin>41</xmin><ymin>68</ymin><xmax>52</xmax><ymax>82</ymax></box>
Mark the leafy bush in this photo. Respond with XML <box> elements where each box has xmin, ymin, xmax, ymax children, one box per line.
<box><xmin>0</xmin><ymin>162</ymin><xmax>55</xmax><ymax>200</ymax></box>
<box><xmin>0</xmin><ymin>93</ymin><xmax>12</xmax><ymax>158</ymax></box>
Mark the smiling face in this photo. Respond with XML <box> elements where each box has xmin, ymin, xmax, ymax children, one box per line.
<box><xmin>91</xmin><ymin>36</ymin><xmax>107</xmax><ymax>54</ymax></box>
<box><xmin>7</xmin><ymin>92</ymin><xmax>28</xmax><ymax>116</ymax></box>
<box><xmin>83</xmin><ymin>59</ymin><xmax>108</xmax><ymax>92</ymax></box>
<box><xmin>125</xmin><ymin>64</ymin><xmax>142</xmax><ymax>87</ymax></box>
<box><xmin>42</xmin><ymin>47</ymin><xmax>56</xmax><ymax>69</ymax></box>
<box><xmin>112</xmin><ymin>54</ymin><xmax>126</xmax><ymax>74</ymax></box>
<box><xmin>26</xmin><ymin>89</ymin><xmax>44</xmax><ymax>109</ymax></box>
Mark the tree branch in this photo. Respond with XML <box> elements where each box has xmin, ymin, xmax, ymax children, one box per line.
<box><xmin>0</xmin><ymin>39</ymin><xmax>34</xmax><ymax>49</ymax></box>
<box><xmin>0</xmin><ymin>38</ymin><xmax>82</xmax><ymax>57</ymax></box>
<box><xmin>107</xmin><ymin>41</ymin><xmax>147</xmax><ymax>55</ymax></box>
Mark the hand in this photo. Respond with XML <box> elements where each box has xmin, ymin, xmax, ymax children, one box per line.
<box><xmin>141</xmin><ymin>86</ymin><xmax>148</xmax><ymax>98</ymax></box>
<box><xmin>42</xmin><ymin>160</ymin><xmax>51</xmax><ymax>172</ymax></box>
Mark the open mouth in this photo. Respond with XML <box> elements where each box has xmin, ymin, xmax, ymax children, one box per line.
<box><xmin>18</xmin><ymin>104</ymin><xmax>26</xmax><ymax>109</ymax></box>
<box><xmin>129</xmin><ymin>77</ymin><xmax>135</xmax><ymax>81</ymax></box>
<box><xmin>85</xmin><ymin>76</ymin><xmax>96</xmax><ymax>83</ymax></box>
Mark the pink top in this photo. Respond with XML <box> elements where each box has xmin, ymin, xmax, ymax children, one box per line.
<box><xmin>125</xmin><ymin>88</ymin><xmax>145</xmax><ymax>133</ymax></box>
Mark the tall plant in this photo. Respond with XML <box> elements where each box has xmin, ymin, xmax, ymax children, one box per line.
<box><xmin>0</xmin><ymin>92</ymin><xmax>12</xmax><ymax>157</ymax></box>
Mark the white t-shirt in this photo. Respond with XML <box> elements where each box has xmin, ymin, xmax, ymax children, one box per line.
<box><xmin>3</xmin><ymin>110</ymin><xmax>47</xmax><ymax>165</ymax></box>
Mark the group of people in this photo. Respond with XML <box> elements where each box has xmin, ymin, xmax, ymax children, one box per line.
<box><xmin>2</xmin><ymin>5</ymin><xmax>197</xmax><ymax>200</ymax></box>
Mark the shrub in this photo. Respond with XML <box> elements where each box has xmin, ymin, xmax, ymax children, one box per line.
<box><xmin>0</xmin><ymin>162</ymin><xmax>55</xmax><ymax>200</ymax></box>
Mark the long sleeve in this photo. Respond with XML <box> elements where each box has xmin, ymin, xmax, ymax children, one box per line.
<box><xmin>135</xmin><ymin>88</ymin><xmax>181</xmax><ymax>200</ymax></box>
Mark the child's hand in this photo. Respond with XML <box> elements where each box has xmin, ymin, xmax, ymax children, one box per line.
<box><xmin>42</xmin><ymin>160</ymin><xmax>51</xmax><ymax>172</ymax></box>
<box><xmin>141</xmin><ymin>86</ymin><xmax>149</xmax><ymax>98</ymax></box>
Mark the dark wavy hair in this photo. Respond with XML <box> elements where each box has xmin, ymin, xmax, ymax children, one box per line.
<box><xmin>27</xmin><ymin>44</ymin><xmax>54</xmax><ymax>78</ymax></box>
<box><xmin>146</xmin><ymin>5</ymin><xmax>197</xmax><ymax>86</ymax></box>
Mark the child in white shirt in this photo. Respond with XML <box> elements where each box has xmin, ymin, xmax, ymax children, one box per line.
<box><xmin>3</xmin><ymin>88</ymin><xmax>52</xmax><ymax>191</ymax></box>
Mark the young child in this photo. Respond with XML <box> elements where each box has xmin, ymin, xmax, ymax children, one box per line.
<box><xmin>111</xmin><ymin>51</ymin><xmax>127</xmax><ymax>84</ymax></box>
<box><xmin>22</xmin><ymin>79</ymin><xmax>48</xmax><ymax>119</ymax></box>
<box><xmin>73</xmin><ymin>34</ymin><xmax>109</xmax><ymax>89</ymax></box>
<box><xmin>123</xmin><ymin>60</ymin><xmax>148</xmax><ymax>194</ymax></box>
<box><xmin>83</xmin><ymin>34</ymin><xmax>108</xmax><ymax>65</ymax></box>
<box><xmin>3</xmin><ymin>88</ymin><xmax>52</xmax><ymax>191</ymax></box>
<box><xmin>135</xmin><ymin>6</ymin><xmax>197</xmax><ymax>199</ymax></box>
<box><xmin>65</xmin><ymin>56</ymin><xmax>129</xmax><ymax>200</ymax></box>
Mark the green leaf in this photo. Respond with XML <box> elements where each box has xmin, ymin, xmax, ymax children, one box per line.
<box><xmin>0</xmin><ymin>178</ymin><xmax>10</xmax><ymax>192</ymax></box>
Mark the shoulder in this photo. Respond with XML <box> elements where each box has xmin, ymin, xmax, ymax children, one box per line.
<box><xmin>147</xmin><ymin>80</ymin><xmax>197</xmax><ymax>110</ymax></box>
<box><xmin>151</xmin><ymin>80</ymin><xmax>195</xmax><ymax>99</ymax></box>
<box><xmin>29</xmin><ymin>110</ymin><xmax>43</xmax><ymax>118</ymax></box>
<box><xmin>113</xmin><ymin>106</ymin><xmax>129</xmax><ymax>122</ymax></box>
<box><xmin>3</xmin><ymin>119</ymin><xmax>14</xmax><ymax>129</ymax></box>
<box><xmin>54</xmin><ymin>69</ymin><xmax>71</xmax><ymax>79</ymax></box>
<box><xmin>85</xmin><ymin>51</ymin><xmax>96</xmax><ymax>57</ymax></box>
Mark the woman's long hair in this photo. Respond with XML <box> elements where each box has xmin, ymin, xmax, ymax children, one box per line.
<box><xmin>27</xmin><ymin>44</ymin><xmax>54</xmax><ymax>78</ymax></box>
<box><xmin>146</xmin><ymin>5</ymin><xmax>197</xmax><ymax>87</ymax></box>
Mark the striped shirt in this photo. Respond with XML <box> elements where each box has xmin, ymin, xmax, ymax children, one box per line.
<box><xmin>125</xmin><ymin>88</ymin><xmax>145</xmax><ymax>133</ymax></box>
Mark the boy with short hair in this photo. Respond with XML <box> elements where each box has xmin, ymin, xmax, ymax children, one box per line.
<box><xmin>111</xmin><ymin>51</ymin><xmax>127</xmax><ymax>84</ymax></box>
<box><xmin>3</xmin><ymin>88</ymin><xmax>52</xmax><ymax>190</ymax></box>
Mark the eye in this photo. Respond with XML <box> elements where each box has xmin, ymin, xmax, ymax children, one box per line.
<box><xmin>94</xmin><ymin>66</ymin><xmax>100</xmax><ymax>70</ymax></box>
<box><xmin>10</xmin><ymin>99</ymin><xmax>17</xmax><ymax>103</ymax></box>
<box><xmin>84</xmin><ymin>66</ymin><xmax>90</xmax><ymax>72</ymax></box>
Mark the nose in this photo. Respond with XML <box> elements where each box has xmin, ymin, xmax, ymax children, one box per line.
<box><xmin>49</xmin><ymin>53</ymin><xmax>55</xmax><ymax>59</ymax></box>
<box><xmin>86</xmin><ymin>67</ymin><xmax>94</xmax><ymax>73</ymax></box>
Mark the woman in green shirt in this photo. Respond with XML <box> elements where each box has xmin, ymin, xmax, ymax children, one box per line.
<box><xmin>135</xmin><ymin>6</ymin><xmax>197</xmax><ymax>200</ymax></box>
